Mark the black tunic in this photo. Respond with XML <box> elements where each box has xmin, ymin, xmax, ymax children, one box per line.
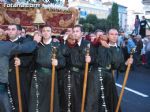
<box><xmin>85</xmin><ymin>45</ymin><xmax>123</xmax><ymax>112</ymax></box>
<box><xmin>61</xmin><ymin>39</ymin><xmax>91</xmax><ymax>112</ymax></box>
<box><xmin>29</xmin><ymin>41</ymin><xmax>65</xmax><ymax>112</ymax></box>
<box><xmin>8</xmin><ymin>36</ymin><xmax>34</xmax><ymax>112</ymax></box>
<box><xmin>110</xmin><ymin>46</ymin><xmax>125</xmax><ymax>71</ymax></box>
<box><xmin>0</xmin><ymin>40</ymin><xmax>37</xmax><ymax>112</ymax></box>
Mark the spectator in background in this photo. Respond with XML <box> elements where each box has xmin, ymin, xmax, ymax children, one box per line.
<box><xmin>89</xmin><ymin>33</ymin><xmax>96</xmax><ymax>42</ymax></box>
<box><xmin>127</xmin><ymin>34</ymin><xmax>136</xmax><ymax>56</ymax></box>
<box><xmin>95</xmin><ymin>29</ymin><xmax>105</xmax><ymax>38</ymax></box>
<box><xmin>140</xmin><ymin>16</ymin><xmax>150</xmax><ymax>38</ymax></box>
<box><xmin>91</xmin><ymin>29</ymin><xmax>105</xmax><ymax>47</ymax></box>
<box><xmin>134</xmin><ymin>35</ymin><xmax>143</xmax><ymax>66</ymax></box>
<box><xmin>132</xmin><ymin>15</ymin><xmax>140</xmax><ymax>35</ymax></box>
<box><xmin>118</xmin><ymin>30</ymin><xmax>126</xmax><ymax>47</ymax></box>
<box><xmin>118</xmin><ymin>30</ymin><xmax>129</xmax><ymax>61</ymax></box>
<box><xmin>127</xmin><ymin>34</ymin><xmax>136</xmax><ymax>70</ymax></box>
<box><xmin>141</xmin><ymin>38</ymin><xmax>148</xmax><ymax>65</ymax></box>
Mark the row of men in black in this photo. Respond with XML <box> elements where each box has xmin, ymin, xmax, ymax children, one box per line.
<box><xmin>0</xmin><ymin>24</ymin><xmax>133</xmax><ymax>112</ymax></box>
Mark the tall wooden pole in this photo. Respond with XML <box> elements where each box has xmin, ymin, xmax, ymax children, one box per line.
<box><xmin>115</xmin><ymin>49</ymin><xmax>134</xmax><ymax>112</ymax></box>
<box><xmin>112</xmin><ymin>70</ymin><xmax>115</xmax><ymax>77</ymax></box>
<box><xmin>15</xmin><ymin>56</ymin><xmax>22</xmax><ymax>112</ymax></box>
<box><xmin>81</xmin><ymin>44</ymin><xmax>90</xmax><ymax>112</ymax></box>
<box><xmin>50</xmin><ymin>47</ymin><xmax>57</xmax><ymax>112</ymax></box>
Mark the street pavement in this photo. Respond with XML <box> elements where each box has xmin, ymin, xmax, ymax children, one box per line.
<box><xmin>115</xmin><ymin>65</ymin><xmax>150</xmax><ymax>112</ymax></box>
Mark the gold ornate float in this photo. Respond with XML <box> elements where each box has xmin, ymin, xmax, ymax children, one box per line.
<box><xmin>0</xmin><ymin>2</ymin><xmax>79</xmax><ymax>33</ymax></box>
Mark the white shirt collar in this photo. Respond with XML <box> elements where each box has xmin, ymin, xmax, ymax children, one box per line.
<box><xmin>78</xmin><ymin>38</ymin><xmax>82</xmax><ymax>46</ymax></box>
<box><xmin>63</xmin><ymin>35</ymin><xmax>68</xmax><ymax>44</ymax></box>
<box><xmin>109</xmin><ymin>43</ymin><xmax>117</xmax><ymax>47</ymax></box>
<box><xmin>10</xmin><ymin>37</ymin><xmax>19</xmax><ymax>42</ymax></box>
<box><xmin>64</xmin><ymin>34</ymin><xmax>68</xmax><ymax>41</ymax></box>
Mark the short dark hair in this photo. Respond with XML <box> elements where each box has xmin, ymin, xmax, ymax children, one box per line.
<box><xmin>95</xmin><ymin>29</ymin><xmax>104</xmax><ymax>34</ymax></box>
<box><xmin>74</xmin><ymin>24</ymin><xmax>84</xmax><ymax>32</ymax></box>
<box><xmin>9</xmin><ymin>24</ymin><xmax>22</xmax><ymax>31</ymax></box>
<box><xmin>16</xmin><ymin>24</ymin><xmax>22</xmax><ymax>31</ymax></box>
<box><xmin>22</xmin><ymin>27</ymin><xmax>26</xmax><ymax>32</ymax></box>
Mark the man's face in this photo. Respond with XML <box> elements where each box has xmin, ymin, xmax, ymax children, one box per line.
<box><xmin>73</xmin><ymin>27</ymin><xmax>83</xmax><ymax>40</ymax></box>
<box><xmin>96</xmin><ymin>32</ymin><xmax>104</xmax><ymax>38</ymax></box>
<box><xmin>108</xmin><ymin>29</ymin><xmax>118</xmax><ymax>43</ymax></box>
<box><xmin>42</xmin><ymin>27</ymin><xmax>51</xmax><ymax>39</ymax></box>
<box><xmin>66</xmin><ymin>28</ymin><xmax>73</xmax><ymax>35</ymax></box>
<box><xmin>142</xmin><ymin>16</ymin><xmax>145</xmax><ymax>20</ymax></box>
<box><xmin>7</xmin><ymin>25</ymin><xmax>19</xmax><ymax>40</ymax></box>
<box><xmin>67</xmin><ymin>34</ymin><xmax>76</xmax><ymax>45</ymax></box>
<box><xmin>90</xmin><ymin>33</ymin><xmax>96</xmax><ymax>42</ymax></box>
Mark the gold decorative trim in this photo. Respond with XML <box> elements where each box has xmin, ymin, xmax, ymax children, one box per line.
<box><xmin>59</xmin><ymin>7</ymin><xmax>79</xmax><ymax>27</ymax></box>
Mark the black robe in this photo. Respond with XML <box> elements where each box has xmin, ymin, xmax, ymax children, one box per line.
<box><xmin>61</xmin><ymin>39</ymin><xmax>91</xmax><ymax>112</ymax></box>
<box><xmin>110</xmin><ymin>46</ymin><xmax>125</xmax><ymax>72</ymax></box>
<box><xmin>0</xmin><ymin>40</ymin><xmax>38</xmax><ymax>112</ymax></box>
<box><xmin>8</xmin><ymin>36</ymin><xmax>34</xmax><ymax>112</ymax></box>
<box><xmin>29</xmin><ymin>41</ymin><xmax>65</xmax><ymax>112</ymax></box>
<box><xmin>85</xmin><ymin>45</ymin><xmax>124</xmax><ymax>112</ymax></box>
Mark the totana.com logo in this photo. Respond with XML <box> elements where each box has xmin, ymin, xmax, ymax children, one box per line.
<box><xmin>1</xmin><ymin>0</ymin><xmax>51</xmax><ymax>4</ymax></box>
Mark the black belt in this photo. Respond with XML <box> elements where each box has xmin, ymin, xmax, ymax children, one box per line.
<box><xmin>92</xmin><ymin>66</ymin><xmax>111</xmax><ymax>72</ymax></box>
<box><xmin>36</xmin><ymin>67</ymin><xmax>51</xmax><ymax>74</ymax></box>
<box><xmin>69</xmin><ymin>67</ymin><xmax>83</xmax><ymax>72</ymax></box>
<box><xmin>98</xmin><ymin>67</ymin><xmax>111</xmax><ymax>72</ymax></box>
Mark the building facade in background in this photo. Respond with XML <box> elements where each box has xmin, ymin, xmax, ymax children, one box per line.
<box><xmin>69</xmin><ymin>0</ymin><xmax>109</xmax><ymax>19</ymax></box>
<box><xmin>69</xmin><ymin>0</ymin><xmax>127</xmax><ymax>31</ymax></box>
<box><xmin>102</xmin><ymin>0</ymin><xmax>128</xmax><ymax>31</ymax></box>
<box><xmin>118</xmin><ymin>4</ymin><xmax>127</xmax><ymax>31</ymax></box>
<box><xmin>142</xmin><ymin>0</ymin><xmax>150</xmax><ymax>19</ymax></box>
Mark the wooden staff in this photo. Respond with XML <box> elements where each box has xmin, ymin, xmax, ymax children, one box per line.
<box><xmin>81</xmin><ymin>44</ymin><xmax>90</xmax><ymax>112</ymax></box>
<box><xmin>112</xmin><ymin>70</ymin><xmax>115</xmax><ymax>77</ymax></box>
<box><xmin>50</xmin><ymin>47</ymin><xmax>57</xmax><ymax>112</ymax></box>
<box><xmin>115</xmin><ymin>49</ymin><xmax>134</xmax><ymax>112</ymax></box>
<box><xmin>15</xmin><ymin>56</ymin><xmax>22</xmax><ymax>112</ymax></box>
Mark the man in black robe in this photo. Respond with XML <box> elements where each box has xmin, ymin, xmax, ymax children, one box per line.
<box><xmin>61</xmin><ymin>25</ymin><xmax>91</xmax><ymax>112</ymax></box>
<box><xmin>7</xmin><ymin>24</ymin><xmax>35</xmax><ymax>112</ymax></box>
<box><xmin>85</xmin><ymin>29</ymin><xmax>133</xmax><ymax>112</ymax></box>
<box><xmin>29</xmin><ymin>26</ymin><xmax>65</xmax><ymax>112</ymax></box>
<box><xmin>0</xmin><ymin>35</ymin><xmax>41</xmax><ymax>112</ymax></box>
<box><xmin>108</xmin><ymin>29</ymin><xmax>126</xmax><ymax>73</ymax></box>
